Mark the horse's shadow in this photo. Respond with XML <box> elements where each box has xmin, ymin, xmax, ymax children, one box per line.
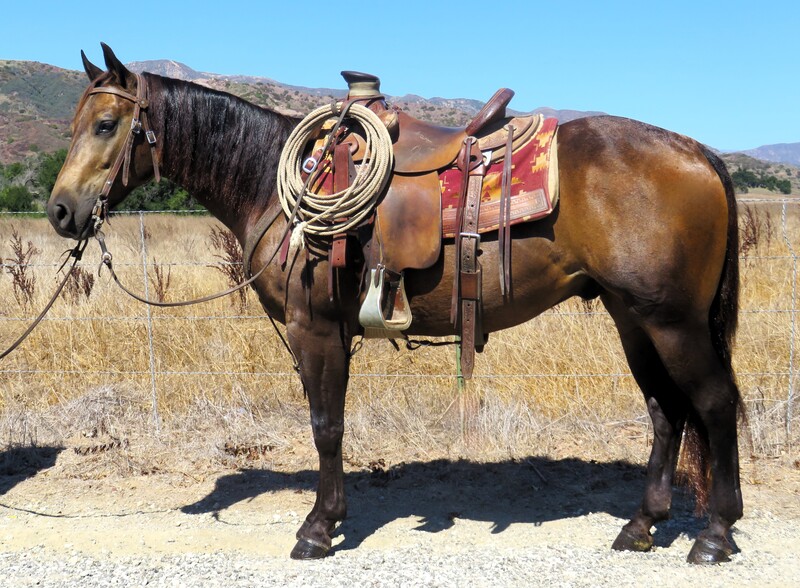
<box><xmin>181</xmin><ymin>456</ymin><xmax>705</xmax><ymax>553</ymax></box>
<box><xmin>0</xmin><ymin>445</ymin><xmax>64</xmax><ymax>495</ymax></box>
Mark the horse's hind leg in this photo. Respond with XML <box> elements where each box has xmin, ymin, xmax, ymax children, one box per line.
<box><xmin>643</xmin><ymin>319</ymin><xmax>743</xmax><ymax>564</ymax></box>
<box><xmin>603</xmin><ymin>297</ymin><xmax>688</xmax><ymax>552</ymax></box>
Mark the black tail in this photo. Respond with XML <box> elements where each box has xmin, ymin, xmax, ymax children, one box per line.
<box><xmin>703</xmin><ymin>146</ymin><xmax>740</xmax><ymax>373</ymax></box>
<box><xmin>680</xmin><ymin>146</ymin><xmax>743</xmax><ymax>513</ymax></box>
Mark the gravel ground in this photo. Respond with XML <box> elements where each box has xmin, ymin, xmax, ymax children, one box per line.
<box><xmin>0</xmin><ymin>540</ymin><xmax>794</xmax><ymax>588</ymax></box>
<box><xmin>1</xmin><ymin>452</ymin><xmax>798</xmax><ymax>588</ymax></box>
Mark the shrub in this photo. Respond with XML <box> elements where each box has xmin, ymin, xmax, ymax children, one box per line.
<box><xmin>0</xmin><ymin>185</ymin><xmax>35</xmax><ymax>211</ymax></box>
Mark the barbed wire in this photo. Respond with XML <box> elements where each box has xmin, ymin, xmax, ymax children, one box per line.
<box><xmin>0</xmin><ymin>204</ymin><xmax>798</xmax><ymax>433</ymax></box>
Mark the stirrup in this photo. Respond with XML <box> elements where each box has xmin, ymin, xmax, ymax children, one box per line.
<box><xmin>359</xmin><ymin>266</ymin><xmax>412</xmax><ymax>338</ymax></box>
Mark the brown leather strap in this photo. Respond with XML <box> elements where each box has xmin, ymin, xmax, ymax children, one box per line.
<box><xmin>278</xmin><ymin>226</ymin><xmax>292</xmax><ymax>269</ymax></box>
<box><xmin>0</xmin><ymin>240</ymin><xmax>88</xmax><ymax>360</ymax></box>
<box><xmin>451</xmin><ymin>138</ymin><xmax>484</xmax><ymax>324</ymax></box>
<box><xmin>330</xmin><ymin>143</ymin><xmax>354</xmax><ymax>270</ymax></box>
<box><xmin>451</xmin><ymin>137</ymin><xmax>486</xmax><ymax>379</ymax></box>
<box><xmin>87</xmin><ymin>73</ymin><xmax>161</xmax><ymax>232</ymax></box>
<box><xmin>498</xmin><ymin>124</ymin><xmax>515</xmax><ymax>295</ymax></box>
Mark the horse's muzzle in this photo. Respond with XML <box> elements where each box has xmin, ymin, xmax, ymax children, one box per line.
<box><xmin>47</xmin><ymin>193</ymin><xmax>95</xmax><ymax>240</ymax></box>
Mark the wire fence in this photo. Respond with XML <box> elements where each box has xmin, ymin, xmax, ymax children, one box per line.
<box><xmin>0</xmin><ymin>199</ymin><xmax>798</xmax><ymax>443</ymax></box>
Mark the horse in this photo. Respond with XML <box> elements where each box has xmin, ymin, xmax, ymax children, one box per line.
<box><xmin>47</xmin><ymin>44</ymin><xmax>743</xmax><ymax>564</ymax></box>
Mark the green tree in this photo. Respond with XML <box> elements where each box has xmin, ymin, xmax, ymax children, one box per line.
<box><xmin>0</xmin><ymin>185</ymin><xmax>35</xmax><ymax>211</ymax></box>
<box><xmin>36</xmin><ymin>149</ymin><xmax>67</xmax><ymax>196</ymax></box>
<box><xmin>121</xmin><ymin>179</ymin><xmax>201</xmax><ymax>211</ymax></box>
<box><xmin>2</xmin><ymin>162</ymin><xmax>24</xmax><ymax>181</ymax></box>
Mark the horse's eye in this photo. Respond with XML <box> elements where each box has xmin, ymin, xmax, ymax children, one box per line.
<box><xmin>96</xmin><ymin>119</ymin><xmax>118</xmax><ymax>135</ymax></box>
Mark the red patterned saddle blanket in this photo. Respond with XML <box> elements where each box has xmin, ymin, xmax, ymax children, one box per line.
<box><xmin>439</xmin><ymin>116</ymin><xmax>559</xmax><ymax>238</ymax></box>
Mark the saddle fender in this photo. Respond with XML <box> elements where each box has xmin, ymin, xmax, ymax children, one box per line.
<box><xmin>374</xmin><ymin>172</ymin><xmax>442</xmax><ymax>272</ymax></box>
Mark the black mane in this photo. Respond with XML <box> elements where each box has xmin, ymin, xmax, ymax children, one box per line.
<box><xmin>147</xmin><ymin>73</ymin><xmax>297</xmax><ymax>217</ymax></box>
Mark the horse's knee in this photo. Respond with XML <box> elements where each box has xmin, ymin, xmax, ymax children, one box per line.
<box><xmin>310</xmin><ymin>415</ymin><xmax>345</xmax><ymax>452</ymax></box>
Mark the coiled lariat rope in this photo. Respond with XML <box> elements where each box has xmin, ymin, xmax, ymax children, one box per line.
<box><xmin>277</xmin><ymin>102</ymin><xmax>394</xmax><ymax>245</ymax></box>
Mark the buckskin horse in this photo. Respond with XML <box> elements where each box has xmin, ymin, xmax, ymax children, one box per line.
<box><xmin>47</xmin><ymin>44</ymin><xmax>743</xmax><ymax>564</ymax></box>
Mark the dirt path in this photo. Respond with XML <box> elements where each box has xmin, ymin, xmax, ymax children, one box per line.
<box><xmin>1</xmin><ymin>449</ymin><xmax>798</xmax><ymax>587</ymax></box>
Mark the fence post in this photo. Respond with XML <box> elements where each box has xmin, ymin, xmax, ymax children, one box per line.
<box><xmin>139</xmin><ymin>212</ymin><xmax>161</xmax><ymax>432</ymax></box>
<box><xmin>781</xmin><ymin>201</ymin><xmax>797</xmax><ymax>440</ymax></box>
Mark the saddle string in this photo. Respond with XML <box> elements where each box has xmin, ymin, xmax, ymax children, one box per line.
<box><xmin>0</xmin><ymin>240</ymin><xmax>89</xmax><ymax>360</ymax></box>
<box><xmin>498</xmin><ymin>124</ymin><xmax>515</xmax><ymax>296</ymax></box>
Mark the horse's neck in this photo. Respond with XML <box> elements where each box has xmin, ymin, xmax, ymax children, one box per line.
<box><xmin>150</xmin><ymin>74</ymin><xmax>293</xmax><ymax>242</ymax></box>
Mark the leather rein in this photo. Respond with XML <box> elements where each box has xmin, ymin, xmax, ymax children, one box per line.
<box><xmin>88</xmin><ymin>73</ymin><xmax>283</xmax><ymax>308</ymax></box>
<box><xmin>1</xmin><ymin>74</ymin><xmax>293</xmax><ymax>363</ymax></box>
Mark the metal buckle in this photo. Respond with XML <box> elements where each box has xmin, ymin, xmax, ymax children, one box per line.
<box><xmin>302</xmin><ymin>157</ymin><xmax>318</xmax><ymax>174</ymax></box>
<box><xmin>130</xmin><ymin>118</ymin><xmax>141</xmax><ymax>134</ymax></box>
<box><xmin>145</xmin><ymin>130</ymin><xmax>157</xmax><ymax>145</ymax></box>
<box><xmin>459</xmin><ymin>231</ymin><xmax>481</xmax><ymax>244</ymax></box>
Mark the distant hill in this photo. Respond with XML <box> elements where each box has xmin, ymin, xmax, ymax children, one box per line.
<box><xmin>0</xmin><ymin>61</ymin><xmax>86</xmax><ymax>162</ymax></box>
<box><xmin>126</xmin><ymin>60</ymin><xmax>606</xmax><ymax>127</ymax></box>
<box><xmin>0</xmin><ymin>57</ymin><xmax>796</xmax><ymax>182</ymax></box>
<box><xmin>740</xmin><ymin>143</ymin><xmax>800</xmax><ymax>167</ymax></box>
<box><xmin>0</xmin><ymin>57</ymin><xmax>610</xmax><ymax>164</ymax></box>
<box><xmin>720</xmin><ymin>152</ymin><xmax>800</xmax><ymax>194</ymax></box>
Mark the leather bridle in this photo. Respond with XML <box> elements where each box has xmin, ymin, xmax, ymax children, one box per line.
<box><xmin>87</xmin><ymin>72</ymin><xmax>161</xmax><ymax>235</ymax></box>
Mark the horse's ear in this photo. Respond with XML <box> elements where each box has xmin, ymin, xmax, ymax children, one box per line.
<box><xmin>100</xmin><ymin>42</ymin><xmax>136</xmax><ymax>89</ymax></box>
<box><xmin>81</xmin><ymin>50</ymin><xmax>103</xmax><ymax>81</ymax></box>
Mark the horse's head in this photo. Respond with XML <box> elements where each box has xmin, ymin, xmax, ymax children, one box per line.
<box><xmin>47</xmin><ymin>43</ymin><xmax>159</xmax><ymax>240</ymax></box>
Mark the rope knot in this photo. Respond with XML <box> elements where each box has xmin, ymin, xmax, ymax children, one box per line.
<box><xmin>290</xmin><ymin>221</ymin><xmax>308</xmax><ymax>251</ymax></box>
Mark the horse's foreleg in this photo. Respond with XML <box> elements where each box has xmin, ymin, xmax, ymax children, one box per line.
<box><xmin>604</xmin><ymin>297</ymin><xmax>687</xmax><ymax>552</ymax></box>
<box><xmin>286</xmin><ymin>318</ymin><xmax>351</xmax><ymax>560</ymax></box>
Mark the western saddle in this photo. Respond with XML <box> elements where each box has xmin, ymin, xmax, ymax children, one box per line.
<box><xmin>302</xmin><ymin>71</ymin><xmax>556</xmax><ymax>377</ymax></box>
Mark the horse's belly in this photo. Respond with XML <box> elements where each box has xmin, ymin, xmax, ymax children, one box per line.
<box><xmin>402</xmin><ymin>246</ymin><xmax>587</xmax><ymax>337</ymax></box>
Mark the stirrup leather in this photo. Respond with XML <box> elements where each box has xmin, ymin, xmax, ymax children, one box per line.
<box><xmin>359</xmin><ymin>266</ymin><xmax>412</xmax><ymax>338</ymax></box>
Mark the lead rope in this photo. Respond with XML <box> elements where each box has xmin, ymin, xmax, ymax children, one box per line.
<box><xmin>84</xmin><ymin>74</ymin><xmax>302</xmax><ymax>370</ymax></box>
<box><xmin>94</xmin><ymin>225</ymin><xmax>299</xmax><ymax>373</ymax></box>
<box><xmin>0</xmin><ymin>240</ymin><xmax>89</xmax><ymax>360</ymax></box>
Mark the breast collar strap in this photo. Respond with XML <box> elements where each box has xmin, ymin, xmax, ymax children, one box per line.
<box><xmin>88</xmin><ymin>73</ymin><xmax>161</xmax><ymax>233</ymax></box>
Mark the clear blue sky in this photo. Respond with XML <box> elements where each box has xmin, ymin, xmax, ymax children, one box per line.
<box><xmin>2</xmin><ymin>0</ymin><xmax>797</xmax><ymax>151</ymax></box>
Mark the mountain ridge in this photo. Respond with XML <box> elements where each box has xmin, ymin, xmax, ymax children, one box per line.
<box><xmin>1</xmin><ymin>58</ymin><xmax>798</xmax><ymax>169</ymax></box>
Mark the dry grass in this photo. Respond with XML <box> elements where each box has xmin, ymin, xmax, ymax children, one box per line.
<box><xmin>0</xmin><ymin>202</ymin><xmax>798</xmax><ymax>477</ymax></box>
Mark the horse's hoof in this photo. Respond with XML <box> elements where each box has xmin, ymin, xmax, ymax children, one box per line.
<box><xmin>611</xmin><ymin>527</ymin><xmax>653</xmax><ymax>552</ymax></box>
<box><xmin>290</xmin><ymin>537</ymin><xmax>330</xmax><ymax>560</ymax></box>
<box><xmin>686</xmin><ymin>534</ymin><xmax>733</xmax><ymax>564</ymax></box>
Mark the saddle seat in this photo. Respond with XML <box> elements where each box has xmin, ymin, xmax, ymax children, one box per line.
<box><xmin>389</xmin><ymin>85</ymin><xmax>515</xmax><ymax>173</ymax></box>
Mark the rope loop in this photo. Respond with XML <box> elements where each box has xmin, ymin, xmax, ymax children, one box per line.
<box><xmin>277</xmin><ymin>103</ymin><xmax>393</xmax><ymax>239</ymax></box>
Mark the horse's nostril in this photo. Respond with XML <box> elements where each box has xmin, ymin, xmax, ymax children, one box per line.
<box><xmin>54</xmin><ymin>203</ymin><xmax>69</xmax><ymax>222</ymax></box>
